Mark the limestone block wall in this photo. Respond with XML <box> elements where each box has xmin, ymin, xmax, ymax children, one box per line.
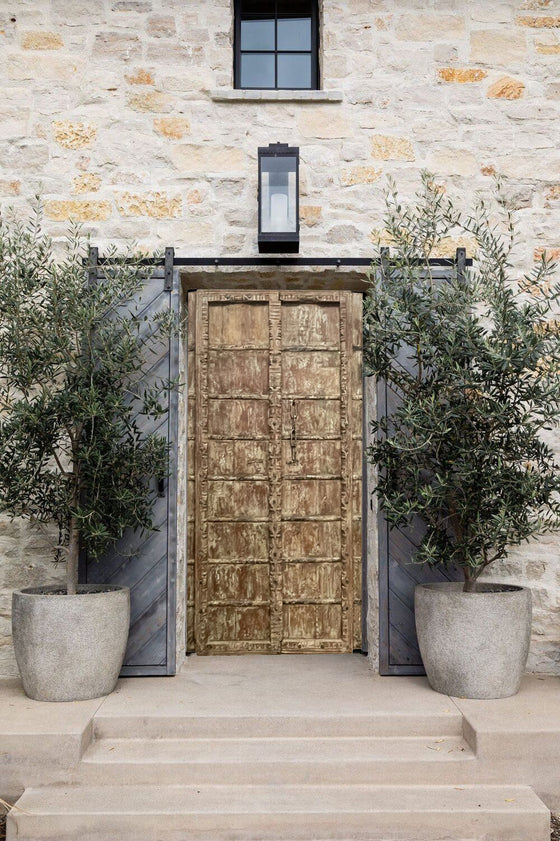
<box><xmin>0</xmin><ymin>522</ymin><xmax>63</xmax><ymax>678</ymax></box>
<box><xmin>1</xmin><ymin>0</ymin><xmax>560</xmax><ymax>676</ymax></box>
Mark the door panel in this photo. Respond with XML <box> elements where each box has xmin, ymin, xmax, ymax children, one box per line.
<box><xmin>208</xmin><ymin>522</ymin><xmax>269</xmax><ymax>561</ymax></box>
<box><xmin>282</xmin><ymin>351</ymin><xmax>341</xmax><ymax>397</ymax></box>
<box><xmin>190</xmin><ymin>290</ymin><xmax>362</xmax><ymax>655</ymax></box>
<box><xmin>283</xmin><ymin>440</ymin><xmax>340</xmax><ymax>477</ymax></box>
<box><xmin>376</xmin><ymin>267</ymin><xmax>463</xmax><ymax>673</ymax></box>
<box><xmin>208</xmin><ymin>480</ymin><xmax>269</xmax><ymax>520</ymax></box>
<box><xmin>282</xmin><ymin>479</ymin><xmax>342</xmax><ymax>519</ymax></box>
<box><xmin>208</xmin><ymin>350</ymin><xmax>269</xmax><ymax>396</ymax></box>
<box><xmin>281</xmin><ymin>302</ymin><xmax>340</xmax><ymax>349</ymax></box>
<box><xmin>81</xmin><ymin>268</ymin><xmax>179</xmax><ymax>675</ymax></box>
<box><xmin>209</xmin><ymin>301</ymin><xmax>270</xmax><ymax>348</ymax></box>
<box><xmin>208</xmin><ymin>398</ymin><xmax>269</xmax><ymax>438</ymax></box>
<box><xmin>208</xmin><ymin>440</ymin><xmax>268</xmax><ymax>479</ymax></box>
<box><xmin>281</xmin><ymin>399</ymin><xmax>341</xmax><ymax>438</ymax></box>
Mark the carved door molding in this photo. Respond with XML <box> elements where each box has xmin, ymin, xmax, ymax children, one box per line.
<box><xmin>188</xmin><ymin>290</ymin><xmax>362</xmax><ymax>654</ymax></box>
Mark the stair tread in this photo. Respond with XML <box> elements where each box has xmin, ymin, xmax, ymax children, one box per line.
<box><xmin>94</xmin><ymin>710</ymin><xmax>464</xmax><ymax>739</ymax></box>
<box><xmin>14</xmin><ymin>783</ymin><xmax>548</xmax><ymax>815</ymax></box>
<box><xmin>94</xmin><ymin>711</ymin><xmax>462</xmax><ymax>722</ymax></box>
<box><xmin>83</xmin><ymin>735</ymin><xmax>475</xmax><ymax>764</ymax></box>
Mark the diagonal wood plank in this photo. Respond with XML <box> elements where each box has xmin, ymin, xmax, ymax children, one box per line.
<box><xmin>378</xmin><ymin>269</ymin><xmax>463</xmax><ymax>675</ymax></box>
<box><xmin>80</xmin><ymin>268</ymin><xmax>179</xmax><ymax>676</ymax></box>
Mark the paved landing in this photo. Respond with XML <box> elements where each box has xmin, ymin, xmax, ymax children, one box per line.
<box><xmin>98</xmin><ymin>653</ymin><xmax>457</xmax><ymax>718</ymax></box>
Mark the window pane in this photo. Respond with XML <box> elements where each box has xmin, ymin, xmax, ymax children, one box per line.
<box><xmin>277</xmin><ymin>53</ymin><xmax>311</xmax><ymax>88</ymax></box>
<box><xmin>278</xmin><ymin>18</ymin><xmax>311</xmax><ymax>51</ymax></box>
<box><xmin>240</xmin><ymin>53</ymin><xmax>275</xmax><ymax>88</ymax></box>
<box><xmin>241</xmin><ymin>19</ymin><xmax>275</xmax><ymax>51</ymax></box>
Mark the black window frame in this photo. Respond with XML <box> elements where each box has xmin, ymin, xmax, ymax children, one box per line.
<box><xmin>234</xmin><ymin>0</ymin><xmax>320</xmax><ymax>91</ymax></box>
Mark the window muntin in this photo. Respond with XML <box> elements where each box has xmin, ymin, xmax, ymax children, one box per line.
<box><xmin>235</xmin><ymin>0</ymin><xmax>319</xmax><ymax>90</ymax></box>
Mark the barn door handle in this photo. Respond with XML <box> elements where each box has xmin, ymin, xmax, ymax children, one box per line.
<box><xmin>289</xmin><ymin>399</ymin><xmax>298</xmax><ymax>464</ymax></box>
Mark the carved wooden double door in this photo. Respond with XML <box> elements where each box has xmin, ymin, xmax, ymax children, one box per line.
<box><xmin>187</xmin><ymin>290</ymin><xmax>363</xmax><ymax>654</ymax></box>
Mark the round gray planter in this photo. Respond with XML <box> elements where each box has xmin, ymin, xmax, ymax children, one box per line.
<box><xmin>415</xmin><ymin>582</ymin><xmax>532</xmax><ymax>699</ymax></box>
<box><xmin>12</xmin><ymin>585</ymin><xmax>130</xmax><ymax>702</ymax></box>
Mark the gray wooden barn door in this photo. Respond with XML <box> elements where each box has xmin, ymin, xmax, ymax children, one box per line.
<box><xmin>80</xmin><ymin>267</ymin><xmax>179</xmax><ymax>676</ymax></box>
<box><xmin>376</xmin><ymin>265</ymin><xmax>461</xmax><ymax>676</ymax></box>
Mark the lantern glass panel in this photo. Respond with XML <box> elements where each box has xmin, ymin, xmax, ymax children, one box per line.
<box><xmin>260</xmin><ymin>156</ymin><xmax>297</xmax><ymax>234</ymax></box>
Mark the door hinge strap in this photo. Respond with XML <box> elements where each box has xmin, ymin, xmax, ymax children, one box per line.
<box><xmin>164</xmin><ymin>246</ymin><xmax>174</xmax><ymax>291</ymax></box>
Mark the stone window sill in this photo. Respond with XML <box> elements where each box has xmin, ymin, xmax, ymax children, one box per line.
<box><xmin>209</xmin><ymin>89</ymin><xmax>343</xmax><ymax>103</ymax></box>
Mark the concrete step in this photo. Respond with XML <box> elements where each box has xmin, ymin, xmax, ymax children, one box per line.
<box><xmin>93</xmin><ymin>709</ymin><xmax>465</xmax><ymax>740</ymax></box>
<box><xmin>8</xmin><ymin>783</ymin><xmax>550</xmax><ymax>841</ymax></box>
<box><xmin>77</xmin><ymin>735</ymin><xmax>476</xmax><ymax>785</ymax></box>
<box><xmin>0</xmin><ymin>678</ymin><xmax>102</xmax><ymax>798</ymax></box>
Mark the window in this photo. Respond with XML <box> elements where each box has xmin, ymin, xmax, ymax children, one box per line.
<box><xmin>234</xmin><ymin>0</ymin><xmax>319</xmax><ymax>90</ymax></box>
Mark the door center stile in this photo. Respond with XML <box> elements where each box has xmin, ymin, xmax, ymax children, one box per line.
<box><xmin>338</xmin><ymin>293</ymin><xmax>354</xmax><ymax>650</ymax></box>
<box><xmin>268</xmin><ymin>291</ymin><xmax>283</xmax><ymax>653</ymax></box>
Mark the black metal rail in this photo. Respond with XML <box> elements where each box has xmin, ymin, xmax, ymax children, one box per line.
<box><xmin>92</xmin><ymin>251</ymin><xmax>471</xmax><ymax>268</ymax></box>
<box><xmin>88</xmin><ymin>247</ymin><xmax>471</xmax><ymax>291</ymax></box>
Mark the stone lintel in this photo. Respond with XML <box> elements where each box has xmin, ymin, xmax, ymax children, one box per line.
<box><xmin>179</xmin><ymin>267</ymin><xmax>370</xmax><ymax>292</ymax></box>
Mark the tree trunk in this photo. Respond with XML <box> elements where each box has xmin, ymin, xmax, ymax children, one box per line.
<box><xmin>67</xmin><ymin>514</ymin><xmax>80</xmax><ymax>596</ymax></box>
<box><xmin>67</xmin><ymin>438</ymin><xmax>81</xmax><ymax>596</ymax></box>
<box><xmin>462</xmin><ymin>568</ymin><xmax>477</xmax><ymax>593</ymax></box>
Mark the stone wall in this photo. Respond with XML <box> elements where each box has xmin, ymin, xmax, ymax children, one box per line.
<box><xmin>0</xmin><ymin>521</ymin><xmax>64</xmax><ymax>677</ymax></box>
<box><xmin>1</xmin><ymin>0</ymin><xmax>560</xmax><ymax>676</ymax></box>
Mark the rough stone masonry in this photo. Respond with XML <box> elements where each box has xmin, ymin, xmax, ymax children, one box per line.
<box><xmin>1</xmin><ymin>0</ymin><xmax>560</xmax><ymax>676</ymax></box>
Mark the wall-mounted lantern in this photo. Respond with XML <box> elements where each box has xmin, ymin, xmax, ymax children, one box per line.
<box><xmin>258</xmin><ymin>142</ymin><xmax>299</xmax><ymax>253</ymax></box>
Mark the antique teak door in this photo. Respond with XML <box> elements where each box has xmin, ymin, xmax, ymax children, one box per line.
<box><xmin>187</xmin><ymin>290</ymin><xmax>363</xmax><ymax>654</ymax></box>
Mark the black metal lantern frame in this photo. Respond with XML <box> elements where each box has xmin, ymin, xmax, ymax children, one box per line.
<box><xmin>258</xmin><ymin>142</ymin><xmax>299</xmax><ymax>254</ymax></box>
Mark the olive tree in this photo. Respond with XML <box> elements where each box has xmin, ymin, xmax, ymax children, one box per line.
<box><xmin>364</xmin><ymin>174</ymin><xmax>560</xmax><ymax>589</ymax></box>
<box><xmin>0</xmin><ymin>206</ymin><xmax>175</xmax><ymax>595</ymax></box>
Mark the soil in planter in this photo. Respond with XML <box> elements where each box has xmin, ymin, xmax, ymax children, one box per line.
<box><xmin>463</xmin><ymin>583</ymin><xmax>523</xmax><ymax>593</ymax></box>
<box><xmin>22</xmin><ymin>586</ymin><xmax>122</xmax><ymax>596</ymax></box>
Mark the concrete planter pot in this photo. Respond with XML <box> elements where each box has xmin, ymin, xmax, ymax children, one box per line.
<box><xmin>415</xmin><ymin>582</ymin><xmax>532</xmax><ymax>700</ymax></box>
<box><xmin>12</xmin><ymin>585</ymin><xmax>130</xmax><ymax>702</ymax></box>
